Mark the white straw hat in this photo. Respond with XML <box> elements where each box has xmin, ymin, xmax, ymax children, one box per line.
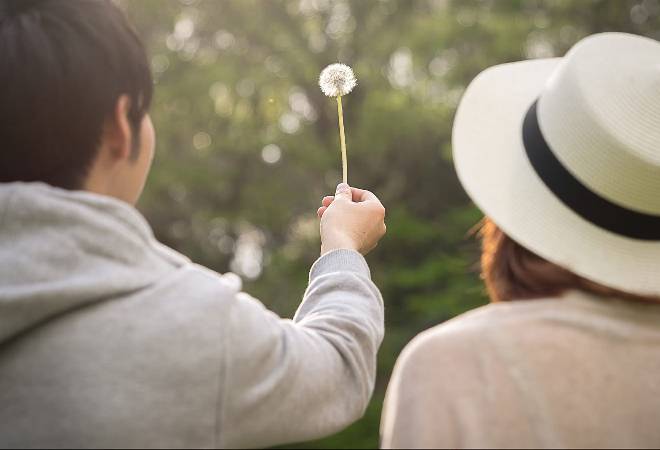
<box><xmin>452</xmin><ymin>32</ymin><xmax>660</xmax><ymax>296</ymax></box>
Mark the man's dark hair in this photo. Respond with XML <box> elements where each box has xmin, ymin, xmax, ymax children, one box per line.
<box><xmin>0</xmin><ymin>0</ymin><xmax>153</xmax><ymax>189</ymax></box>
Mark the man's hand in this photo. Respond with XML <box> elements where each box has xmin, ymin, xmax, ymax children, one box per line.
<box><xmin>317</xmin><ymin>183</ymin><xmax>387</xmax><ymax>255</ymax></box>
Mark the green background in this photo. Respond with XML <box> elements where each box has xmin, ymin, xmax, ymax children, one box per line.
<box><xmin>121</xmin><ymin>1</ymin><xmax>659</xmax><ymax>447</ymax></box>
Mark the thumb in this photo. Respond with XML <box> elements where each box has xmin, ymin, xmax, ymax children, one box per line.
<box><xmin>335</xmin><ymin>183</ymin><xmax>352</xmax><ymax>201</ymax></box>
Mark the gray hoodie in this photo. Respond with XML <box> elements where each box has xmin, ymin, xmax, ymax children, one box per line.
<box><xmin>0</xmin><ymin>182</ymin><xmax>384</xmax><ymax>449</ymax></box>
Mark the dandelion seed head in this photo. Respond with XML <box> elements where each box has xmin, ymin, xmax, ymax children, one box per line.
<box><xmin>319</xmin><ymin>63</ymin><xmax>357</xmax><ymax>97</ymax></box>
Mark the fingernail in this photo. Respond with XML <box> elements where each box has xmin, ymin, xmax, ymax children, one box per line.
<box><xmin>336</xmin><ymin>183</ymin><xmax>349</xmax><ymax>192</ymax></box>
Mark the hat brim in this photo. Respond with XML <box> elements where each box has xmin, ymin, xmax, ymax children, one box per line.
<box><xmin>453</xmin><ymin>57</ymin><xmax>660</xmax><ymax>297</ymax></box>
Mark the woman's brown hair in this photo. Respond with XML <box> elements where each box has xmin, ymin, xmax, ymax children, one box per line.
<box><xmin>479</xmin><ymin>217</ymin><xmax>659</xmax><ymax>303</ymax></box>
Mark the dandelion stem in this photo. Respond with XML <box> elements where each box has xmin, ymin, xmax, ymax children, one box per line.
<box><xmin>336</xmin><ymin>95</ymin><xmax>348</xmax><ymax>184</ymax></box>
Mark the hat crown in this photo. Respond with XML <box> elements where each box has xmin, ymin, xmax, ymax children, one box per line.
<box><xmin>538</xmin><ymin>33</ymin><xmax>660</xmax><ymax>215</ymax></box>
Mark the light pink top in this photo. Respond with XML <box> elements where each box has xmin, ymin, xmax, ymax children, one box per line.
<box><xmin>381</xmin><ymin>290</ymin><xmax>660</xmax><ymax>449</ymax></box>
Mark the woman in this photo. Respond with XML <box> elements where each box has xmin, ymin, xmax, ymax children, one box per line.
<box><xmin>381</xmin><ymin>32</ymin><xmax>660</xmax><ymax>448</ymax></box>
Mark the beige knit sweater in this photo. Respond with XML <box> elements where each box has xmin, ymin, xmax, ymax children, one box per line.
<box><xmin>381</xmin><ymin>290</ymin><xmax>660</xmax><ymax>449</ymax></box>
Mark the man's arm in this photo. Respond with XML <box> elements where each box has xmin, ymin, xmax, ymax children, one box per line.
<box><xmin>219</xmin><ymin>249</ymin><xmax>383</xmax><ymax>448</ymax></box>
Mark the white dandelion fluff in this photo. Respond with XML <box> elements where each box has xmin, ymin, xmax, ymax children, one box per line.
<box><xmin>318</xmin><ymin>63</ymin><xmax>357</xmax><ymax>184</ymax></box>
<box><xmin>319</xmin><ymin>63</ymin><xmax>357</xmax><ymax>97</ymax></box>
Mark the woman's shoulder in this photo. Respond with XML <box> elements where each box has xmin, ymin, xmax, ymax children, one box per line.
<box><xmin>396</xmin><ymin>294</ymin><xmax>585</xmax><ymax>372</ymax></box>
<box><xmin>419</xmin><ymin>296</ymin><xmax>560</xmax><ymax>339</ymax></box>
<box><xmin>397</xmin><ymin>289</ymin><xmax>660</xmax><ymax>372</ymax></box>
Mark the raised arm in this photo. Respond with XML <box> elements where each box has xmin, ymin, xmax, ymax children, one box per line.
<box><xmin>220</xmin><ymin>250</ymin><xmax>383</xmax><ymax>448</ymax></box>
<box><xmin>219</xmin><ymin>183</ymin><xmax>387</xmax><ymax>448</ymax></box>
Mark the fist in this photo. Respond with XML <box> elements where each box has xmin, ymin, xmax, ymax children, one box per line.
<box><xmin>317</xmin><ymin>183</ymin><xmax>387</xmax><ymax>255</ymax></box>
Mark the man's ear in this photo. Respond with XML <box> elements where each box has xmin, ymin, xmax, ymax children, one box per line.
<box><xmin>102</xmin><ymin>94</ymin><xmax>133</xmax><ymax>160</ymax></box>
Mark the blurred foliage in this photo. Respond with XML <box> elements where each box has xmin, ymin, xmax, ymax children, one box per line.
<box><xmin>121</xmin><ymin>0</ymin><xmax>659</xmax><ymax>447</ymax></box>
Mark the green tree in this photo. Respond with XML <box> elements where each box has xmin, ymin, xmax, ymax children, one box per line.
<box><xmin>122</xmin><ymin>1</ymin><xmax>659</xmax><ymax>447</ymax></box>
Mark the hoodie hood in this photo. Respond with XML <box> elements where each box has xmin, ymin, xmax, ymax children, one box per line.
<box><xmin>0</xmin><ymin>182</ymin><xmax>188</xmax><ymax>343</ymax></box>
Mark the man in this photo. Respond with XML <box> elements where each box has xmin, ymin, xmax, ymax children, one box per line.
<box><xmin>0</xmin><ymin>0</ymin><xmax>386</xmax><ymax>448</ymax></box>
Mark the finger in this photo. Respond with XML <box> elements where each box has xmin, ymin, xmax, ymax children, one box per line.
<box><xmin>350</xmin><ymin>187</ymin><xmax>379</xmax><ymax>203</ymax></box>
<box><xmin>322</xmin><ymin>196</ymin><xmax>335</xmax><ymax>207</ymax></box>
<box><xmin>317</xmin><ymin>206</ymin><xmax>327</xmax><ymax>218</ymax></box>
<box><xmin>335</xmin><ymin>183</ymin><xmax>352</xmax><ymax>201</ymax></box>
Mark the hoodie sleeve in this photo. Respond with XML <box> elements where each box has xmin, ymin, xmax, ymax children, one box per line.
<box><xmin>218</xmin><ymin>249</ymin><xmax>384</xmax><ymax>449</ymax></box>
